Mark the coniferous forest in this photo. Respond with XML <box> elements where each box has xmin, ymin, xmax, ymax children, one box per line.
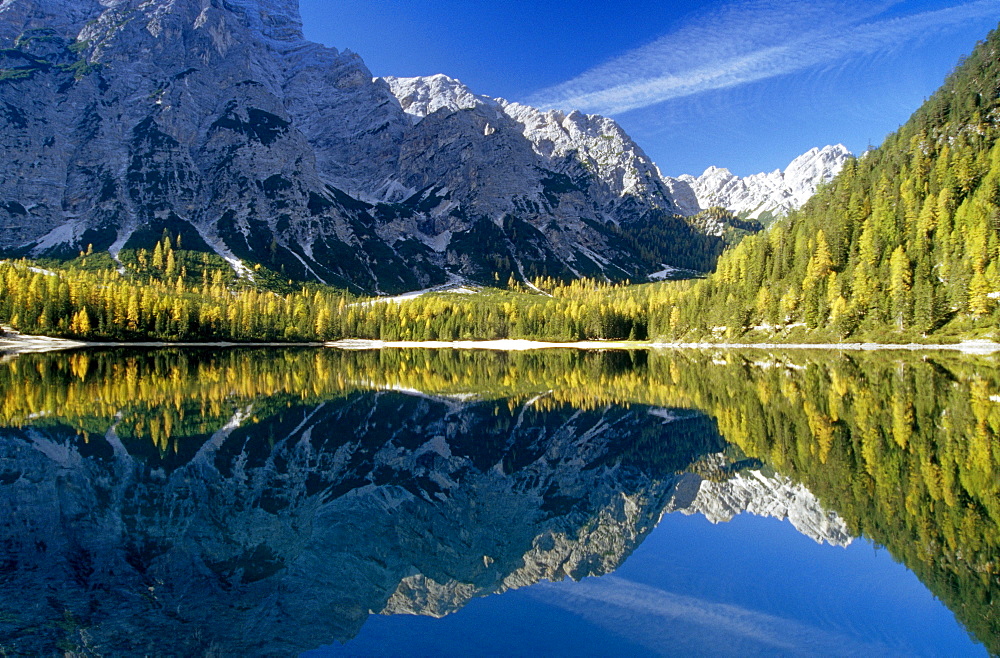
<box><xmin>657</xmin><ymin>22</ymin><xmax>1000</xmax><ymax>341</ymax></box>
<box><xmin>1</xmin><ymin>25</ymin><xmax>999</xmax><ymax>345</ymax></box>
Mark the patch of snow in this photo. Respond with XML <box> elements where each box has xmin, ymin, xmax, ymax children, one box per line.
<box><xmin>382</xmin><ymin>384</ymin><xmax>431</xmax><ymax>397</ymax></box>
<box><xmin>354</xmin><ymin>279</ymin><xmax>478</xmax><ymax>306</ymax></box>
<box><xmin>358</xmin><ymin>382</ymin><xmax>482</xmax><ymax>408</ymax></box>
<box><xmin>519</xmin><ymin>276</ymin><xmax>553</xmax><ymax>297</ymax></box>
<box><xmin>648</xmin><ymin>408</ymin><xmax>695</xmax><ymax>424</ymax></box>
<box><xmin>222</xmin><ymin>408</ymin><xmax>252</xmax><ymax>432</ymax></box>
<box><xmin>223</xmin><ymin>255</ymin><xmax>255</xmax><ymax>281</ymax></box>
<box><xmin>524</xmin><ymin>391</ymin><xmax>553</xmax><ymax>407</ymax></box>
<box><xmin>648</xmin><ymin>265</ymin><xmax>680</xmax><ymax>281</ymax></box>
<box><xmin>0</xmin><ymin>261</ymin><xmax>57</xmax><ymax>277</ymax></box>
<box><xmin>441</xmin><ymin>392</ymin><xmax>479</xmax><ymax>401</ymax></box>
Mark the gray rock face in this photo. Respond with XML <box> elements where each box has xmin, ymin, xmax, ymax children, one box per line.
<box><xmin>384</xmin><ymin>74</ymin><xmax>677</xmax><ymax>219</ymax></box>
<box><xmin>666</xmin><ymin>145</ymin><xmax>852</xmax><ymax>219</ymax></box>
<box><xmin>0</xmin><ymin>0</ymin><xmax>691</xmax><ymax>292</ymax></box>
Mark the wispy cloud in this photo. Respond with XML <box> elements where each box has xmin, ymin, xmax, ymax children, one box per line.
<box><xmin>529</xmin><ymin>576</ymin><xmax>893</xmax><ymax>655</ymax></box>
<box><xmin>528</xmin><ymin>0</ymin><xmax>999</xmax><ymax>115</ymax></box>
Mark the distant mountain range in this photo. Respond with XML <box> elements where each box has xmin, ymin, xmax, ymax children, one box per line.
<box><xmin>665</xmin><ymin>145</ymin><xmax>852</xmax><ymax>220</ymax></box>
<box><xmin>0</xmin><ymin>0</ymin><xmax>848</xmax><ymax>293</ymax></box>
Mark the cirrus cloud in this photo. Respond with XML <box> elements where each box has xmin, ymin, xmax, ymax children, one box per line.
<box><xmin>527</xmin><ymin>0</ymin><xmax>999</xmax><ymax>116</ymax></box>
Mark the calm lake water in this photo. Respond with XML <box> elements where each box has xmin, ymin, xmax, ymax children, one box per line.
<box><xmin>0</xmin><ymin>347</ymin><xmax>995</xmax><ymax>656</ymax></box>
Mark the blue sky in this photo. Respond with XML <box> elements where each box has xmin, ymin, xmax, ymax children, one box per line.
<box><xmin>299</xmin><ymin>1</ymin><xmax>1000</xmax><ymax>177</ymax></box>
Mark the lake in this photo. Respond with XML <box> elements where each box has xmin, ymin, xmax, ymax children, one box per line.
<box><xmin>0</xmin><ymin>347</ymin><xmax>995</xmax><ymax>656</ymax></box>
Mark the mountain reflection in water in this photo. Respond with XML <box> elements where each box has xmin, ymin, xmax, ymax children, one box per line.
<box><xmin>0</xmin><ymin>348</ymin><xmax>996</xmax><ymax>655</ymax></box>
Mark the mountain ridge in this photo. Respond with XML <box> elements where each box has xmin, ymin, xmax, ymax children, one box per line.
<box><xmin>0</xmin><ymin>0</ymin><xmax>851</xmax><ymax>294</ymax></box>
<box><xmin>0</xmin><ymin>0</ymin><xmax>725</xmax><ymax>293</ymax></box>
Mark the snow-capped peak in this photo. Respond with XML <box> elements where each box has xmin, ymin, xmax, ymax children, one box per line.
<box><xmin>666</xmin><ymin>144</ymin><xmax>852</xmax><ymax>219</ymax></box>
<box><xmin>381</xmin><ymin>74</ymin><xmax>679</xmax><ymax>212</ymax></box>
<box><xmin>383</xmin><ymin>74</ymin><xmax>494</xmax><ymax>123</ymax></box>
<box><xmin>783</xmin><ymin>144</ymin><xmax>851</xmax><ymax>206</ymax></box>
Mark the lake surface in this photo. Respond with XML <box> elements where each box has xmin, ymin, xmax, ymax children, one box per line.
<box><xmin>0</xmin><ymin>347</ymin><xmax>995</xmax><ymax>656</ymax></box>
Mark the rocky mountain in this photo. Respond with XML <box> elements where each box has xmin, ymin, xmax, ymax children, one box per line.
<box><xmin>666</xmin><ymin>144</ymin><xmax>853</xmax><ymax>219</ymax></box>
<box><xmin>0</xmin><ymin>0</ymin><xmax>709</xmax><ymax>293</ymax></box>
<box><xmin>384</xmin><ymin>73</ymin><xmax>675</xmax><ymax>221</ymax></box>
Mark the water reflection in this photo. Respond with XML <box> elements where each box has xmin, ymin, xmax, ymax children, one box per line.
<box><xmin>0</xmin><ymin>348</ymin><xmax>996</xmax><ymax>654</ymax></box>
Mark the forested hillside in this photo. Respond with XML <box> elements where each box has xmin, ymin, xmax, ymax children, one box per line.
<box><xmin>652</xmin><ymin>24</ymin><xmax>1000</xmax><ymax>341</ymax></box>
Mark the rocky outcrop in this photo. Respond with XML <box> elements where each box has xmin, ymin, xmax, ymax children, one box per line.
<box><xmin>667</xmin><ymin>145</ymin><xmax>852</xmax><ymax>219</ymax></box>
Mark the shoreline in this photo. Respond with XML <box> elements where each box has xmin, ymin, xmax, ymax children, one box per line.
<box><xmin>324</xmin><ymin>338</ymin><xmax>1000</xmax><ymax>354</ymax></box>
<box><xmin>2</xmin><ymin>332</ymin><xmax>999</xmax><ymax>355</ymax></box>
<box><xmin>0</xmin><ymin>332</ymin><xmax>323</xmax><ymax>354</ymax></box>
